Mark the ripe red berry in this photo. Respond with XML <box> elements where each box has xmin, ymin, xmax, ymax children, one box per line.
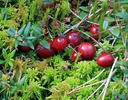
<box><xmin>71</xmin><ymin>51</ymin><xmax>83</xmax><ymax>62</ymax></box>
<box><xmin>66</xmin><ymin>32</ymin><xmax>81</xmax><ymax>47</ymax></box>
<box><xmin>78</xmin><ymin>42</ymin><xmax>96</xmax><ymax>60</ymax></box>
<box><xmin>19</xmin><ymin>40</ymin><xmax>30</xmax><ymax>52</ymax></box>
<box><xmin>43</xmin><ymin>4</ymin><xmax>52</xmax><ymax>8</ymax></box>
<box><xmin>89</xmin><ymin>24</ymin><xmax>99</xmax><ymax>39</ymax></box>
<box><xmin>96</xmin><ymin>52</ymin><xmax>114</xmax><ymax>68</ymax></box>
<box><xmin>53</xmin><ymin>36</ymin><xmax>67</xmax><ymax>51</ymax></box>
<box><xmin>36</xmin><ymin>40</ymin><xmax>56</xmax><ymax>58</ymax></box>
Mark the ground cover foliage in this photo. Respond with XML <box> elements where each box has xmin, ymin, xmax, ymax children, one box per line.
<box><xmin>0</xmin><ymin>0</ymin><xmax>128</xmax><ymax>100</ymax></box>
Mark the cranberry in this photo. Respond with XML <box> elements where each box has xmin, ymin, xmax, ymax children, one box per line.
<box><xmin>53</xmin><ymin>36</ymin><xmax>67</xmax><ymax>51</ymax></box>
<box><xmin>78</xmin><ymin>42</ymin><xmax>96</xmax><ymax>60</ymax></box>
<box><xmin>66</xmin><ymin>32</ymin><xmax>81</xmax><ymax>47</ymax></box>
<box><xmin>43</xmin><ymin>4</ymin><xmax>52</xmax><ymax>8</ymax></box>
<box><xmin>96</xmin><ymin>52</ymin><xmax>114</xmax><ymax>68</ymax></box>
<box><xmin>89</xmin><ymin>24</ymin><xmax>99</xmax><ymax>39</ymax></box>
<box><xmin>71</xmin><ymin>51</ymin><xmax>83</xmax><ymax>62</ymax></box>
<box><xmin>19</xmin><ymin>40</ymin><xmax>30</xmax><ymax>52</ymax></box>
<box><xmin>36</xmin><ymin>40</ymin><xmax>56</xmax><ymax>58</ymax></box>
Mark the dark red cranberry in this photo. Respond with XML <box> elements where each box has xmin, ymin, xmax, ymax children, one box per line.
<box><xmin>89</xmin><ymin>24</ymin><xmax>99</xmax><ymax>39</ymax></box>
<box><xmin>53</xmin><ymin>36</ymin><xmax>67</xmax><ymax>51</ymax></box>
<box><xmin>19</xmin><ymin>40</ymin><xmax>30</xmax><ymax>52</ymax></box>
<box><xmin>36</xmin><ymin>40</ymin><xmax>56</xmax><ymax>58</ymax></box>
<box><xmin>66</xmin><ymin>32</ymin><xmax>81</xmax><ymax>47</ymax></box>
<box><xmin>71</xmin><ymin>51</ymin><xmax>83</xmax><ymax>62</ymax></box>
<box><xmin>78</xmin><ymin>42</ymin><xmax>96</xmax><ymax>60</ymax></box>
<box><xmin>96</xmin><ymin>52</ymin><xmax>114</xmax><ymax>68</ymax></box>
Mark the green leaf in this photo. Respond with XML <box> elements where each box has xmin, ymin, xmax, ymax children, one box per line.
<box><xmin>14</xmin><ymin>39</ymin><xmax>19</xmax><ymax>48</ymax></box>
<box><xmin>104</xmin><ymin>17</ymin><xmax>115</xmax><ymax>22</ymax></box>
<box><xmin>9</xmin><ymin>49</ymin><xmax>16</xmax><ymax>58</ymax></box>
<box><xmin>122</xmin><ymin>69</ymin><xmax>128</xmax><ymax>77</ymax></box>
<box><xmin>11</xmin><ymin>86</ymin><xmax>17</xmax><ymax>94</ymax></box>
<box><xmin>0</xmin><ymin>40</ymin><xmax>3</xmax><ymax>47</ymax></box>
<box><xmin>0</xmin><ymin>60</ymin><xmax>5</xmax><ymax>64</ymax></box>
<box><xmin>117</xmin><ymin>61</ymin><xmax>128</xmax><ymax>67</ymax></box>
<box><xmin>43</xmin><ymin>0</ymin><xmax>53</xmax><ymax>5</ymax></box>
<box><xmin>16</xmin><ymin>76</ymin><xmax>26</xmax><ymax>87</ymax></box>
<box><xmin>9</xmin><ymin>61</ymin><xmax>13</xmax><ymax>67</ymax></box>
<box><xmin>32</xmin><ymin>25</ymin><xmax>42</xmax><ymax>35</ymax></box>
<box><xmin>2</xmin><ymin>49</ymin><xmax>8</xmax><ymax>59</ymax></box>
<box><xmin>126</xmin><ymin>39</ymin><xmax>128</xmax><ymax>52</ymax></box>
<box><xmin>6</xmin><ymin>30</ymin><xmax>15</xmax><ymax>37</ymax></box>
<box><xmin>24</xmin><ymin>22</ymin><xmax>31</xmax><ymax>36</ymax></box>
<box><xmin>18</xmin><ymin>25</ymin><xmax>26</xmax><ymax>35</ymax></box>
<box><xmin>117</xmin><ymin>1</ymin><xmax>128</xmax><ymax>4</ymax></box>
<box><xmin>0</xmin><ymin>71</ymin><xmax>2</xmax><ymax>78</ymax></box>
<box><xmin>26</xmin><ymin>40</ymin><xmax>34</xmax><ymax>49</ymax></box>
<box><xmin>109</xmin><ymin>28</ymin><xmax>120</xmax><ymax>37</ymax></box>
<box><xmin>24</xmin><ymin>36</ymin><xmax>36</xmax><ymax>40</ymax></box>
<box><xmin>79</xmin><ymin>6</ymin><xmax>89</xmax><ymax>12</ymax></box>
<box><xmin>39</xmin><ymin>40</ymin><xmax>50</xmax><ymax>50</ymax></box>
<box><xmin>10</xmin><ymin>26</ymin><xmax>16</xmax><ymax>33</ymax></box>
<box><xmin>17</xmin><ymin>36</ymin><xmax>23</xmax><ymax>41</ymax></box>
<box><xmin>10</xmin><ymin>79</ymin><xmax>15</xmax><ymax>85</ymax></box>
<box><xmin>80</xmin><ymin>11</ymin><xmax>86</xmax><ymax>19</ymax></box>
<box><xmin>103</xmin><ymin>20</ymin><xmax>108</xmax><ymax>30</ymax></box>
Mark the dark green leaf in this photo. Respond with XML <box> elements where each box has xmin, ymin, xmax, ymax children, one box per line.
<box><xmin>24</xmin><ymin>22</ymin><xmax>31</xmax><ymax>36</ymax></box>
<box><xmin>39</xmin><ymin>40</ymin><xmax>50</xmax><ymax>50</ymax></box>
<box><xmin>9</xmin><ymin>61</ymin><xmax>13</xmax><ymax>67</ymax></box>
<box><xmin>14</xmin><ymin>39</ymin><xmax>19</xmax><ymax>48</ymax></box>
<box><xmin>9</xmin><ymin>49</ymin><xmax>16</xmax><ymax>58</ymax></box>
<box><xmin>17</xmin><ymin>36</ymin><xmax>23</xmax><ymax>41</ymax></box>
<box><xmin>6</xmin><ymin>30</ymin><xmax>15</xmax><ymax>37</ymax></box>
<box><xmin>26</xmin><ymin>40</ymin><xmax>34</xmax><ymax>49</ymax></box>
<box><xmin>18</xmin><ymin>25</ymin><xmax>26</xmax><ymax>35</ymax></box>
<box><xmin>32</xmin><ymin>25</ymin><xmax>42</xmax><ymax>35</ymax></box>
<box><xmin>109</xmin><ymin>28</ymin><xmax>120</xmax><ymax>37</ymax></box>
<box><xmin>43</xmin><ymin>0</ymin><xmax>53</xmax><ymax>5</ymax></box>
<box><xmin>10</xmin><ymin>79</ymin><xmax>15</xmax><ymax>85</ymax></box>
<box><xmin>80</xmin><ymin>11</ymin><xmax>86</xmax><ymax>19</ymax></box>
<box><xmin>11</xmin><ymin>86</ymin><xmax>17</xmax><ymax>94</ymax></box>
<box><xmin>0</xmin><ymin>71</ymin><xmax>2</xmax><ymax>78</ymax></box>
<box><xmin>103</xmin><ymin>20</ymin><xmax>108</xmax><ymax>30</ymax></box>
<box><xmin>0</xmin><ymin>60</ymin><xmax>5</xmax><ymax>64</ymax></box>
<box><xmin>10</xmin><ymin>26</ymin><xmax>16</xmax><ymax>33</ymax></box>
<box><xmin>17</xmin><ymin>76</ymin><xmax>26</xmax><ymax>87</ymax></box>
<box><xmin>122</xmin><ymin>69</ymin><xmax>128</xmax><ymax>77</ymax></box>
<box><xmin>24</xmin><ymin>36</ymin><xmax>36</xmax><ymax>40</ymax></box>
<box><xmin>2</xmin><ymin>49</ymin><xmax>7</xmax><ymax>59</ymax></box>
<box><xmin>79</xmin><ymin>6</ymin><xmax>89</xmax><ymax>12</ymax></box>
<box><xmin>117</xmin><ymin>1</ymin><xmax>128</xmax><ymax>4</ymax></box>
<box><xmin>126</xmin><ymin>39</ymin><xmax>128</xmax><ymax>52</ymax></box>
<box><xmin>117</xmin><ymin>61</ymin><xmax>128</xmax><ymax>67</ymax></box>
<box><xmin>104</xmin><ymin>17</ymin><xmax>115</xmax><ymax>22</ymax></box>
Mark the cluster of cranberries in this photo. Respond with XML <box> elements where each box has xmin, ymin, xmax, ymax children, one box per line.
<box><xmin>35</xmin><ymin>25</ymin><xmax>114</xmax><ymax>68</ymax></box>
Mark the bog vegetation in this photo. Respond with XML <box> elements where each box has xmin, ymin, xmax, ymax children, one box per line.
<box><xmin>0</xmin><ymin>0</ymin><xmax>128</xmax><ymax>100</ymax></box>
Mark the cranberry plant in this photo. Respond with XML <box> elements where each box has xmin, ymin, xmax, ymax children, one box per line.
<box><xmin>0</xmin><ymin>0</ymin><xmax>128</xmax><ymax>100</ymax></box>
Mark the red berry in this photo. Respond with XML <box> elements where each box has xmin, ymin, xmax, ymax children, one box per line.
<box><xmin>78</xmin><ymin>42</ymin><xmax>96</xmax><ymax>60</ymax></box>
<box><xmin>19</xmin><ymin>40</ymin><xmax>30</xmax><ymax>52</ymax></box>
<box><xmin>66</xmin><ymin>32</ymin><xmax>81</xmax><ymax>47</ymax></box>
<box><xmin>55</xmin><ymin>0</ymin><xmax>59</xmax><ymax>3</ymax></box>
<box><xmin>71</xmin><ymin>51</ymin><xmax>83</xmax><ymax>62</ymax></box>
<box><xmin>36</xmin><ymin>40</ymin><xmax>56</xmax><ymax>58</ymax></box>
<box><xmin>96</xmin><ymin>52</ymin><xmax>114</xmax><ymax>68</ymax></box>
<box><xmin>89</xmin><ymin>24</ymin><xmax>99</xmax><ymax>39</ymax></box>
<box><xmin>53</xmin><ymin>36</ymin><xmax>67</xmax><ymax>51</ymax></box>
<box><xmin>43</xmin><ymin>4</ymin><xmax>52</xmax><ymax>8</ymax></box>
